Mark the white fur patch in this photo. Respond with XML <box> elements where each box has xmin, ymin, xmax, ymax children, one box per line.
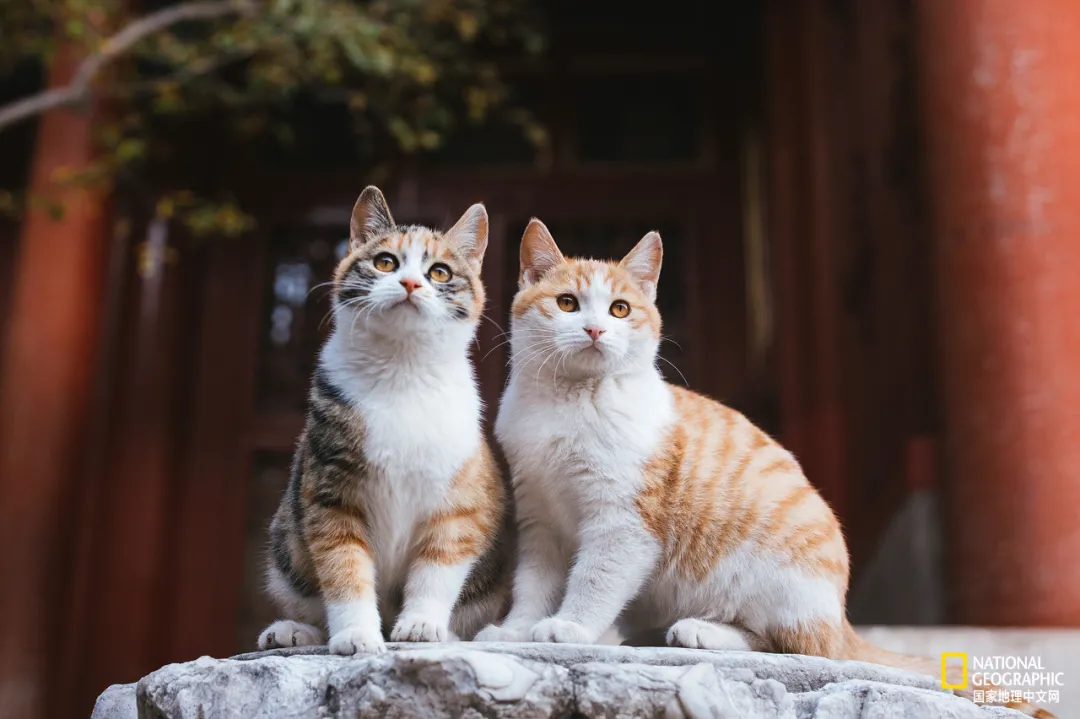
<box><xmin>493</xmin><ymin>321</ymin><xmax>674</xmax><ymax>640</ymax></box>
<box><xmin>326</xmin><ymin>599</ymin><xmax>385</xmax><ymax>654</ymax></box>
<box><xmin>320</xmin><ymin>309</ymin><xmax>481</xmax><ymax>617</ymax></box>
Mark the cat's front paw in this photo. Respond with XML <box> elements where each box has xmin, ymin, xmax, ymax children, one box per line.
<box><xmin>390</xmin><ymin>613</ymin><xmax>452</xmax><ymax>643</ymax></box>
<box><xmin>258</xmin><ymin>620</ymin><xmax>324</xmax><ymax>650</ymax></box>
<box><xmin>328</xmin><ymin>626</ymin><xmax>386</xmax><ymax>655</ymax></box>
<box><xmin>474</xmin><ymin>623</ymin><xmax>530</xmax><ymax>643</ymax></box>
<box><xmin>530</xmin><ymin>617</ymin><xmax>595</xmax><ymax>644</ymax></box>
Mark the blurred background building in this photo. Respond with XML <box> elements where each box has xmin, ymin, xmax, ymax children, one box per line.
<box><xmin>2</xmin><ymin>0</ymin><xmax>1079</xmax><ymax>717</ymax></box>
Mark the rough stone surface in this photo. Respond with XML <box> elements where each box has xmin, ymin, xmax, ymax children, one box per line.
<box><xmin>89</xmin><ymin>683</ymin><xmax>138</xmax><ymax>719</ymax></box>
<box><xmin>90</xmin><ymin>643</ymin><xmax>1027</xmax><ymax>718</ymax></box>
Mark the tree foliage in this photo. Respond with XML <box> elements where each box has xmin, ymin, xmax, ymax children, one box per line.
<box><xmin>0</xmin><ymin>0</ymin><xmax>545</xmax><ymax>237</ymax></box>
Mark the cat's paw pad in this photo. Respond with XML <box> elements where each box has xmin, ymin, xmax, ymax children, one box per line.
<box><xmin>390</xmin><ymin>614</ymin><xmax>450</xmax><ymax>643</ymax></box>
<box><xmin>666</xmin><ymin>619</ymin><xmax>753</xmax><ymax>651</ymax></box>
<box><xmin>530</xmin><ymin>617</ymin><xmax>594</xmax><ymax>644</ymax></box>
<box><xmin>474</xmin><ymin>623</ymin><xmax>529</xmax><ymax>643</ymax></box>
<box><xmin>258</xmin><ymin>620</ymin><xmax>324</xmax><ymax>650</ymax></box>
<box><xmin>328</xmin><ymin>626</ymin><xmax>386</xmax><ymax>655</ymax></box>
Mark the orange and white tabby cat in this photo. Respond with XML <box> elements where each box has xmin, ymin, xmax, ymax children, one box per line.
<box><xmin>258</xmin><ymin>187</ymin><xmax>510</xmax><ymax>655</ymax></box>
<box><xmin>476</xmin><ymin>219</ymin><xmax>1052</xmax><ymax>718</ymax></box>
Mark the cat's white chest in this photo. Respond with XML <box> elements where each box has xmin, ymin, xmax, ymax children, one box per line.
<box><xmin>498</xmin><ymin>373</ymin><xmax>674</xmax><ymax>512</ymax></box>
<box><xmin>322</xmin><ymin>345</ymin><xmax>481</xmax><ymax>593</ymax></box>
<box><xmin>358</xmin><ymin>377</ymin><xmax>480</xmax><ymax>482</ymax></box>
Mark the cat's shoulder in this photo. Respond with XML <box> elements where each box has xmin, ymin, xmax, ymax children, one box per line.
<box><xmin>665</xmin><ymin>382</ymin><xmax>723</xmax><ymax>416</ymax></box>
<box><xmin>665</xmin><ymin>382</ymin><xmax>783</xmax><ymax>450</ymax></box>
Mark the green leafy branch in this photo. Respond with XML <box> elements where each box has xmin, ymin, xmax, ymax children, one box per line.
<box><xmin>0</xmin><ymin>0</ymin><xmax>545</xmax><ymax>239</ymax></box>
<box><xmin>0</xmin><ymin>0</ymin><xmax>256</xmax><ymax>132</ymax></box>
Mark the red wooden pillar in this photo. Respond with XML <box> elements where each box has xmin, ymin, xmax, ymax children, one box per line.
<box><xmin>0</xmin><ymin>49</ymin><xmax>112</xmax><ymax>718</ymax></box>
<box><xmin>916</xmin><ymin>0</ymin><xmax>1080</xmax><ymax>624</ymax></box>
<box><xmin>75</xmin><ymin>219</ymin><xmax>188</xmax><ymax>710</ymax></box>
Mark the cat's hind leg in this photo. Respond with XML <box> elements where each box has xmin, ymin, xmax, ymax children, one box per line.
<box><xmin>763</xmin><ymin>619</ymin><xmax>847</xmax><ymax>659</ymax></box>
<box><xmin>258</xmin><ymin>620</ymin><xmax>325</xmax><ymax>649</ymax></box>
<box><xmin>258</xmin><ymin>563</ymin><xmax>328</xmax><ymax>650</ymax></box>
<box><xmin>665</xmin><ymin>618</ymin><xmax>767</xmax><ymax>651</ymax></box>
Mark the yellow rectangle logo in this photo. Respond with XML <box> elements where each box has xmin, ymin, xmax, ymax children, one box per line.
<box><xmin>941</xmin><ymin>652</ymin><xmax>968</xmax><ymax>689</ymax></box>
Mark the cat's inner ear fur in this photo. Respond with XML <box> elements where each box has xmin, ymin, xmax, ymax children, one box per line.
<box><xmin>619</xmin><ymin>231</ymin><xmax>663</xmax><ymax>302</ymax></box>
<box><xmin>444</xmin><ymin>203</ymin><xmax>489</xmax><ymax>269</ymax></box>
<box><xmin>519</xmin><ymin>218</ymin><xmax>564</xmax><ymax>287</ymax></box>
<box><xmin>350</xmin><ymin>186</ymin><xmax>395</xmax><ymax>250</ymax></box>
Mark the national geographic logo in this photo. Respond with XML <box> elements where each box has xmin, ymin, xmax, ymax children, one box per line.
<box><xmin>941</xmin><ymin>653</ymin><xmax>1064</xmax><ymax>705</ymax></box>
<box><xmin>941</xmin><ymin>652</ymin><xmax>967</xmax><ymax>689</ymax></box>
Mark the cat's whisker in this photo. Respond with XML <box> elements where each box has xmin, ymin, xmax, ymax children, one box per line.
<box><xmin>656</xmin><ymin>354</ymin><xmax>689</xmax><ymax>386</ymax></box>
<box><xmin>330</xmin><ymin>295</ymin><xmax>371</xmax><ymax>320</ymax></box>
<box><xmin>512</xmin><ymin>339</ymin><xmax>557</xmax><ymax>361</ymax></box>
<box><xmin>306</xmin><ymin>280</ymin><xmax>339</xmax><ymax>300</ymax></box>
<box><xmin>350</xmin><ymin>307</ymin><xmax>362</xmax><ymax>337</ymax></box>
<box><xmin>496</xmin><ymin>325</ymin><xmax>552</xmax><ymax>335</ymax></box>
<box><xmin>358</xmin><ymin>298</ymin><xmax>383</xmax><ymax>327</ymax></box>
<box><xmin>508</xmin><ymin>342</ymin><xmax>557</xmax><ymax>372</ymax></box>
<box><xmin>495</xmin><ymin>328</ymin><xmax>554</xmax><ymax>342</ymax></box>
<box><xmin>349</xmin><ymin>298</ymin><xmax>379</xmax><ymax>336</ymax></box>
<box><xmin>320</xmin><ymin>297</ymin><xmax>350</xmax><ymax>329</ymax></box>
<box><xmin>532</xmin><ymin>346</ymin><xmax>562</xmax><ymax>388</ymax></box>
<box><xmin>552</xmin><ymin>347</ymin><xmax>570</xmax><ymax>391</ymax></box>
<box><xmin>482</xmin><ymin>330</ymin><xmax>557</xmax><ymax>363</ymax></box>
<box><xmin>508</xmin><ymin>347</ymin><xmax>552</xmax><ymax>372</ymax></box>
<box><xmin>481</xmin><ymin>338</ymin><xmax>517</xmax><ymax>363</ymax></box>
<box><xmin>506</xmin><ymin>340</ymin><xmax>552</xmax><ymax>365</ymax></box>
<box><xmin>321</xmin><ymin>296</ymin><xmax>367</xmax><ymax>331</ymax></box>
<box><xmin>480</xmin><ymin>312</ymin><xmax>506</xmax><ymax>335</ymax></box>
<box><xmin>660</xmin><ymin>335</ymin><xmax>684</xmax><ymax>351</ymax></box>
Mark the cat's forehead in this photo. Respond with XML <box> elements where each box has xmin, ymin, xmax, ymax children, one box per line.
<box><xmin>551</xmin><ymin>259</ymin><xmax>639</xmax><ymax>298</ymax></box>
<box><xmin>373</xmin><ymin>226</ymin><xmax>454</xmax><ymax>259</ymax></box>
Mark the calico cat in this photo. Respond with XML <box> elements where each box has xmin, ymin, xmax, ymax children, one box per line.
<box><xmin>258</xmin><ymin>187</ymin><xmax>511</xmax><ymax>655</ymax></box>
<box><xmin>475</xmin><ymin>219</ymin><xmax>1052</xmax><ymax>718</ymax></box>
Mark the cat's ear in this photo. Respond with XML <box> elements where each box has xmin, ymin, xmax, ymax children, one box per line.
<box><xmin>519</xmin><ymin>218</ymin><xmax>564</xmax><ymax>287</ymax></box>
<box><xmin>444</xmin><ymin>203</ymin><xmax>489</xmax><ymax>270</ymax></box>
<box><xmin>619</xmin><ymin>231</ymin><xmax>663</xmax><ymax>302</ymax></box>
<box><xmin>350</xmin><ymin>186</ymin><xmax>395</xmax><ymax>250</ymax></box>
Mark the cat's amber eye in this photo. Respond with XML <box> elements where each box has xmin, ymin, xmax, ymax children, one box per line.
<box><xmin>610</xmin><ymin>300</ymin><xmax>631</xmax><ymax>319</ymax></box>
<box><xmin>428</xmin><ymin>263</ymin><xmax>452</xmax><ymax>283</ymax></box>
<box><xmin>373</xmin><ymin>252</ymin><xmax>398</xmax><ymax>272</ymax></box>
<box><xmin>556</xmin><ymin>294</ymin><xmax>579</xmax><ymax>312</ymax></box>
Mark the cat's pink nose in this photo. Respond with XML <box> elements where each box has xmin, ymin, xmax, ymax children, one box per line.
<box><xmin>400</xmin><ymin>278</ymin><xmax>422</xmax><ymax>295</ymax></box>
<box><xmin>584</xmin><ymin>326</ymin><xmax>606</xmax><ymax>342</ymax></box>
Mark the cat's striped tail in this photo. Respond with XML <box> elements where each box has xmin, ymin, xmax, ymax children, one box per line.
<box><xmin>841</xmin><ymin>623</ymin><xmax>1058</xmax><ymax>718</ymax></box>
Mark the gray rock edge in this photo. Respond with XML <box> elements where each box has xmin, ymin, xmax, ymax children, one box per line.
<box><xmin>90</xmin><ymin>643</ymin><xmax>1027</xmax><ymax>719</ymax></box>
